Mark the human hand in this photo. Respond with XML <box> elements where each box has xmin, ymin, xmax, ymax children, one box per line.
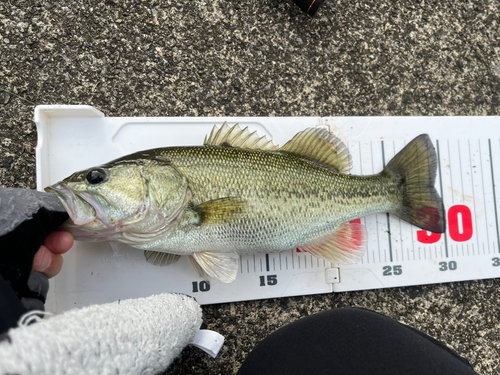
<box><xmin>32</xmin><ymin>231</ymin><xmax>74</xmax><ymax>278</ymax></box>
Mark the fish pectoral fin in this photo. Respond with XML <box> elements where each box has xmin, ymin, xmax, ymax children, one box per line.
<box><xmin>144</xmin><ymin>251</ymin><xmax>181</xmax><ymax>266</ymax></box>
<box><xmin>190</xmin><ymin>251</ymin><xmax>239</xmax><ymax>283</ymax></box>
<box><xmin>195</xmin><ymin>197</ymin><xmax>247</xmax><ymax>225</ymax></box>
<box><xmin>300</xmin><ymin>222</ymin><xmax>367</xmax><ymax>264</ymax></box>
<box><xmin>204</xmin><ymin>122</ymin><xmax>279</xmax><ymax>151</ymax></box>
<box><xmin>280</xmin><ymin>128</ymin><xmax>352</xmax><ymax>173</ymax></box>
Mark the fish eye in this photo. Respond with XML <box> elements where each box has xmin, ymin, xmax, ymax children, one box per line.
<box><xmin>86</xmin><ymin>168</ymin><xmax>107</xmax><ymax>185</ymax></box>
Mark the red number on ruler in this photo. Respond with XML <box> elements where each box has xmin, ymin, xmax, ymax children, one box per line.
<box><xmin>417</xmin><ymin>230</ymin><xmax>442</xmax><ymax>244</ymax></box>
<box><xmin>416</xmin><ymin>206</ymin><xmax>442</xmax><ymax>243</ymax></box>
<box><xmin>416</xmin><ymin>204</ymin><xmax>473</xmax><ymax>243</ymax></box>
<box><xmin>447</xmin><ymin>205</ymin><xmax>473</xmax><ymax>242</ymax></box>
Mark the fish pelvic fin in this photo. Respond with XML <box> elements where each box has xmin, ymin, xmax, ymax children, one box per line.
<box><xmin>190</xmin><ymin>252</ymin><xmax>239</xmax><ymax>283</ymax></box>
<box><xmin>300</xmin><ymin>222</ymin><xmax>367</xmax><ymax>264</ymax></box>
<box><xmin>280</xmin><ymin>127</ymin><xmax>352</xmax><ymax>173</ymax></box>
<box><xmin>385</xmin><ymin>134</ymin><xmax>446</xmax><ymax>233</ymax></box>
<box><xmin>144</xmin><ymin>251</ymin><xmax>181</xmax><ymax>266</ymax></box>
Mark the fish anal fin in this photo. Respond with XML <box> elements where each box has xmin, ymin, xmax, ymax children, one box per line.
<box><xmin>280</xmin><ymin>128</ymin><xmax>352</xmax><ymax>173</ymax></box>
<box><xmin>204</xmin><ymin>122</ymin><xmax>279</xmax><ymax>151</ymax></box>
<box><xmin>195</xmin><ymin>197</ymin><xmax>246</xmax><ymax>225</ymax></box>
<box><xmin>300</xmin><ymin>222</ymin><xmax>367</xmax><ymax>264</ymax></box>
<box><xmin>189</xmin><ymin>255</ymin><xmax>211</xmax><ymax>280</ymax></box>
<box><xmin>144</xmin><ymin>251</ymin><xmax>181</xmax><ymax>267</ymax></box>
<box><xmin>191</xmin><ymin>251</ymin><xmax>239</xmax><ymax>283</ymax></box>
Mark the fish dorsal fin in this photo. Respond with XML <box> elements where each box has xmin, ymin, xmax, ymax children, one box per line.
<box><xmin>144</xmin><ymin>251</ymin><xmax>181</xmax><ymax>266</ymax></box>
<box><xmin>299</xmin><ymin>221</ymin><xmax>367</xmax><ymax>264</ymax></box>
<box><xmin>280</xmin><ymin>128</ymin><xmax>352</xmax><ymax>173</ymax></box>
<box><xmin>204</xmin><ymin>122</ymin><xmax>279</xmax><ymax>151</ymax></box>
<box><xmin>190</xmin><ymin>251</ymin><xmax>239</xmax><ymax>283</ymax></box>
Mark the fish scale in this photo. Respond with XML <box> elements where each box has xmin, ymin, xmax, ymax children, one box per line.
<box><xmin>143</xmin><ymin>146</ymin><xmax>399</xmax><ymax>254</ymax></box>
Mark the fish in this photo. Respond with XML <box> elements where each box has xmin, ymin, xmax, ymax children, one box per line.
<box><xmin>46</xmin><ymin>123</ymin><xmax>446</xmax><ymax>283</ymax></box>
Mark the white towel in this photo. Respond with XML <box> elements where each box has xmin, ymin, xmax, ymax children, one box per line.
<box><xmin>0</xmin><ymin>293</ymin><xmax>202</xmax><ymax>375</ymax></box>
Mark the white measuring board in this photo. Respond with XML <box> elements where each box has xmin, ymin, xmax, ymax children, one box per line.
<box><xmin>34</xmin><ymin>106</ymin><xmax>500</xmax><ymax>313</ymax></box>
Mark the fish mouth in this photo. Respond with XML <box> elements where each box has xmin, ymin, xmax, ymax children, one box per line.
<box><xmin>45</xmin><ymin>184</ymin><xmax>96</xmax><ymax>225</ymax></box>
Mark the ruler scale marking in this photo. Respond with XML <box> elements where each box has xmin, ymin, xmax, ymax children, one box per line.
<box><xmin>398</xmin><ymin>219</ymin><xmax>404</xmax><ymax>262</ymax></box>
<box><xmin>370</xmin><ymin>141</ymin><xmax>382</xmax><ymax>263</ymax></box>
<box><xmin>478</xmin><ymin>140</ymin><xmax>491</xmax><ymax>255</ymax></box>
<box><xmin>488</xmin><ymin>139</ymin><xmax>500</xmax><ymax>254</ymax></box>
<box><xmin>458</xmin><ymin>139</ymin><xmax>465</xmax><ymax>202</ymax></box>
<box><xmin>363</xmin><ymin>218</ymin><xmax>371</xmax><ymax>264</ymax></box>
<box><xmin>447</xmin><ymin>140</ymin><xmax>455</xmax><ymax>203</ymax></box>
<box><xmin>410</xmin><ymin>224</ymin><xmax>415</xmax><ymax>261</ymax></box>
<box><xmin>468</xmin><ymin>139</ymin><xmax>480</xmax><ymax>257</ymax></box>
<box><xmin>380</xmin><ymin>140</ymin><xmax>393</xmax><ymax>263</ymax></box>
<box><xmin>436</xmin><ymin>140</ymin><xmax>449</xmax><ymax>258</ymax></box>
<box><xmin>393</xmin><ymin>140</ymin><xmax>401</xmax><ymax>263</ymax></box>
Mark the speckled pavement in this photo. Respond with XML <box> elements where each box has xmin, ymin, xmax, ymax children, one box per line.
<box><xmin>1</xmin><ymin>1</ymin><xmax>499</xmax><ymax>374</ymax></box>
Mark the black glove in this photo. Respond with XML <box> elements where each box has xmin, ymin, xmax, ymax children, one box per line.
<box><xmin>0</xmin><ymin>188</ymin><xmax>67</xmax><ymax>332</ymax></box>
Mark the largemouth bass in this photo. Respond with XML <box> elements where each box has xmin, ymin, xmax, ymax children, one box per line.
<box><xmin>46</xmin><ymin>124</ymin><xmax>445</xmax><ymax>283</ymax></box>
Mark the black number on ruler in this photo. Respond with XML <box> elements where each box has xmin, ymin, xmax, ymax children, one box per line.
<box><xmin>192</xmin><ymin>281</ymin><xmax>210</xmax><ymax>293</ymax></box>
<box><xmin>383</xmin><ymin>265</ymin><xmax>402</xmax><ymax>276</ymax></box>
<box><xmin>492</xmin><ymin>258</ymin><xmax>500</xmax><ymax>267</ymax></box>
<box><xmin>259</xmin><ymin>275</ymin><xmax>278</xmax><ymax>286</ymax></box>
<box><xmin>439</xmin><ymin>261</ymin><xmax>457</xmax><ymax>271</ymax></box>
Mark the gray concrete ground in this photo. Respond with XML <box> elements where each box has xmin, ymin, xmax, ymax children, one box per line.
<box><xmin>1</xmin><ymin>0</ymin><xmax>499</xmax><ymax>373</ymax></box>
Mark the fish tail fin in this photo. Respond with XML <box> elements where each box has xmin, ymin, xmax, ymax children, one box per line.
<box><xmin>384</xmin><ymin>134</ymin><xmax>446</xmax><ymax>233</ymax></box>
